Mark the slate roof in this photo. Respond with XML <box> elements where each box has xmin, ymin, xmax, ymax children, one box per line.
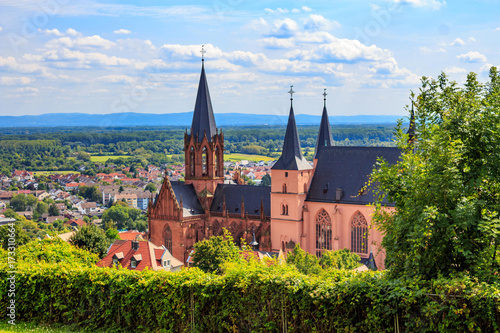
<box><xmin>314</xmin><ymin>104</ymin><xmax>334</xmax><ymax>159</ymax></box>
<box><xmin>191</xmin><ymin>61</ymin><xmax>217</xmax><ymax>142</ymax></box>
<box><xmin>170</xmin><ymin>181</ymin><xmax>204</xmax><ymax>217</ymax></box>
<box><xmin>272</xmin><ymin>105</ymin><xmax>312</xmax><ymax>170</ymax></box>
<box><xmin>307</xmin><ymin>146</ymin><xmax>400</xmax><ymax>205</ymax></box>
<box><xmin>210</xmin><ymin>184</ymin><xmax>271</xmax><ymax>217</ymax></box>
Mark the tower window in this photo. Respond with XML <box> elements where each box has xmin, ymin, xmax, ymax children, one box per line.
<box><xmin>282</xmin><ymin>183</ymin><xmax>287</xmax><ymax>193</ymax></box>
<box><xmin>285</xmin><ymin>172</ymin><xmax>288</xmax><ymax>177</ymax></box>
<box><xmin>282</xmin><ymin>204</ymin><xmax>288</xmax><ymax>216</ymax></box>
<box><xmin>202</xmin><ymin>147</ymin><xmax>208</xmax><ymax>176</ymax></box>
<box><xmin>215</xmin><ymin>147</ymin><xmax>219</xmax><ymax>177</ymax></box>
<box><xmin>190</xmin><ymin>147</ymin><xmax>195</xmax><ymax>176</ymax></box>
<box><xmin>164</xmin><ymin>225</ymin><xmax>172</xmax><ymax>254</ymax></box>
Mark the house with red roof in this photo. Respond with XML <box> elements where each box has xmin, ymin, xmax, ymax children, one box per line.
<box><xmin>97</xmin><ymin>240</ymin><xmax>183</xmax><ymax>272</ymax></box>
<box><xmin>63</xmin><ymin>219</ymin><xmax>87</xmax><ymax>228</ymax></box>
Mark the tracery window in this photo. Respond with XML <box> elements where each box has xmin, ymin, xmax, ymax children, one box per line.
<box><xmin>190</xmin><ymin>147</ymin><xmax>195</xmax><ymax>176</ymax></box>
<box><xmin>315</xmin><ymin>209</ymin><xmax>332</xmax><ymax>257</ymax></box>
<box><xmin>164</xmin><ymin>225</ymin><xmax>172</xmax><ymax>253</ymax></box>
<box><xmin>351</xmin><ymin>211</ymin><xmax>368</xmax><ymax>254</ymax></box>
<box><xmin>215</xmin><ymin>147</ymin><xmax>219</xmax><ymax>177</ymax></box>
<box><xmin>281</xmin><ymin>204</ymin><xmax>288</xmax><ymax>215</ymax></box>
<box><xmin>202</xmin><ymin>147</ymin><xmax>208</xmax><ymax>176</ymax></box>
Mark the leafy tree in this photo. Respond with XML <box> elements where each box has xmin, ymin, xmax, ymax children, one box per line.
<box><xmin>105</xmin><ymin>228</ymin><xmax>120</xmax><ymax>241</ymax></box>
<box><xmin>35</xmin><ymin>201</ymin><xmax>48</xmax><ymax>216</ymax></box>
<box><xmin>319</xmin><ymin>248</ymin><xmax>361</xmax><ymax>270</ymax></box>
<box><xmin>69</xmin><ymin>224</ymin><xmax>111</xmax><ymax>258</ymax></box>
<box><xmin>0</xmin><ymin>223</ymin><xmax>31</xmax><ymax>250</ymax></box>
<box><xmin>9</xmin><ymin>193</ymin><xmax>27</xmax><ymax>211</ymax></box>
<box><xmin>286</xmin><ymin>244</ymin><xmax>322</xmax><ymax>275</ymax></box>
<box><xmin>145</xmin><ymin>183</ymin><xmax>157</xmax><ymax>193</ymax></box>
<box><xmin>48</xmin><ymin>203</ymin><xmax>60</xmax><ymax>216</ymax></box>
<box><xmin>260</xmin><ymin>174</ymin><xmax>271</xmax><ymax>187</ymax></box>
<box><xmin>192</xmin><ymin>228</ymin><xmax>240</xmax><ymax>274</ymax></box>
<box><xmin>371</xmin><ymin>68</ymin><xmax>500</xmax><ymax>279</ymax></box>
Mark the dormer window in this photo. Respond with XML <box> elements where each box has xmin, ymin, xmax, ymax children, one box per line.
<box><xmin>130</xmin><ymin>259</ymin><xmax>137</xmax><ymax>269</ymax></box>
<box><xmin>112</xmin><ymin>258</ymin><xmax>118</xmax><ymax>266</ymax></box>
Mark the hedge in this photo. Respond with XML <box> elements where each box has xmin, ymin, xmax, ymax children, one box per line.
<box><xmin>1</xmin><ymin>263</ymin><xmax>499</xmax><ymax>332</ymax></box>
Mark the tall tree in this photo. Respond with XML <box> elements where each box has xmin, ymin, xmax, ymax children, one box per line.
<box><xmin>192</xmin><ymin>228</ymin><xmax>240</xmax><ymax>274</ymax></box>
<box><xmin>69</xmin><ymin>224</ymin><xmax>111</xmax><ymax>258</ymax></box>
<box><xmin>371</xmin><ymin>68</ymin><xmax>500</xmax><ymax>279</ymax></box>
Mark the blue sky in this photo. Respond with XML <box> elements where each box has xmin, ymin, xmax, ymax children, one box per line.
<box><xmin>0</xmin><ymin>0</ymin><xmax>499</xmax><ymax>117</ymax></box>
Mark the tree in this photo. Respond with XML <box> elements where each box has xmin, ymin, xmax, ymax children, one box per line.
<box><xmin>105</xmin><ymin>228</ymin><xmax>120</xmax><ymax>241</ymax></box>
<box><xmin>319</xmin><ymin>248</ymin><xmax>361</xmax><ymax>270</ymax></box>
<box><xmin>48</xmin><ymin>203</ymin><xmax>60</xmax><ymax>216</ymax></box>
<box><xmin>259</xmin><ymin>174</ymin><xmax>271</xmax><ymax>187</ymax></box>
<box><xmin>192</xmin><ymin>228</ymin><xmax>240</xmax><ymax>274</ymax></box>
<box><xmin>9</xmin><ymin>193</ymin><xmax>27</xmax><ymax>211</ymax></box>
<box><xmin>286</xmin><ymin>244</ymin><xmax>322</xmax><ymax>275</ymax></box>
<box><xmin>371</xmin><ymin>68</ymin><xmax>500</xmax><ymax>279</ymax></box>
<box><xmin>69</xmin><ymin>224</ymin><xmax>111</xmax><ymax>258</ymax></box>
<box><xmin>35</xmin><ymin>201</ymin><xmax>48</xmax><ymax>216</ymax></box>
<box><xmin>0</xmin><ymin>223</ymin><xmax>30</xmax><ymax>250</ymax></box>
<box><xmin>145</xmin><ymin>183</ymin><xmax>157</xmax><ymax>193</ymax></box>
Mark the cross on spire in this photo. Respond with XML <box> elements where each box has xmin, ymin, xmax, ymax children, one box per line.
<box><xmin>200</xmin><ymin>45</ymin><xmax>206</xmax><ymax>62</ymax></box>
<box><xmin>288</xmin><ymin>85</ymin><xmax>295</xmax><ymax>101</ymax></box>
<box><xmin>323</xmin><ymin>88</ymin><xmax>327</xmax><ymax>106</ymax></box>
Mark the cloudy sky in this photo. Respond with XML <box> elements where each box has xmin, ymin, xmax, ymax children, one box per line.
<box><xmin>0</xmin><ymin>0</ymin><xmax>499</xmax><ymax>118</ymax></box>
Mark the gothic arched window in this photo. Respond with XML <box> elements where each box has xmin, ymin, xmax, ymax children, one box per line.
<box><xmin>315</xmin><ymin>209</ymin><xmax>332</xmax><ymax>257</ymax></box>
<box><xmin>351</xmin><ymin>211</ymin><xmax>368</xmax><ymax>254</ymax></box>
<box><xmin>164</xmin><ymin>225</ymin><xmax>172</xmax><ymax>253</ymax></box>
<box><xmin>202</xmin><ymin>147</ymin><xmax>208</xmax><ymax>176</ymax></box>
<box><xmin>190</xmin><ymin>147</ymin><xmax>195</xmax><ymax>176</ymax></box>
<box><xmin>215</xmin><ymin>147</ymin><xmax>219</xmax><ymax>177</ymax></box>
<box><xmin>212</xmin><ymin>220</ymin><xmax>221</xmax><ymax>236</ymax></box>
<box><xmin>282</xmin><ymin>183</ymin><xmax>287</xmax><ymax>193</ymax></box>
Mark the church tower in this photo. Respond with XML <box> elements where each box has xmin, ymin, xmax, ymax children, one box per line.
<box><xmin>184</xmin><ymin>50</ymin><xmax>224</xmax><ymax>195</ymax></box>
<box><xmin>270</xmin><ymin>86</ymin><xmax>313</xmax><ymax>252</ymax></box>
<box><xmin>313</xmin><ymin>89</ymin><xmax>334</xmax><ymax>168</ymax></box>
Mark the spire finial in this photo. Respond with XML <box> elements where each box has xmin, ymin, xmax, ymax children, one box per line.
<box><xmin>288</xmin><ymin>85</ymin><xmax>295</xmax><ymax>101</ymax></box>
<box><xmin>200</xmin><ymin>45</ymin><xmax>206</xmax><ymax>62</ymax></box>
<box><xmin>323</xmin><ymin>88</ymin><xmax>327</xmax><ymax>107</ymax></box>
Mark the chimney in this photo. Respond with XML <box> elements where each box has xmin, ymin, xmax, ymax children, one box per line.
<box><xmin>131</xmin><ymin>240</ymin><xmax>139</xmax><ymax>251</ymax></box>
<box><xmin>335</xmin><ymin>188</ymin><xmax>343</xmax><ymax>201</ymax></box>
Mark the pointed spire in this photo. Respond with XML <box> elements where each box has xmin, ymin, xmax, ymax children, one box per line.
<box><xmin>272</xmin><ymin>86</ymin><xmax>312</xmax><ymax>170</ymax></box>
<box><xmin>407</xmin><ymin>99</ymin><xmax>416</xmax><ymax>144</ymax></box>
<box><xmin>314</xmin><ymin>89</ymin><xmax>334</xmax><ymax>160</ymax></box>
<box><xmin>190</xmin><ymin>47</ymin><xmax>216</xmax><ymax>142</ymax></box>
<box><xmin>366</xmin><ymin>247</ymin><xmax>378</xmax><ymax>271</ymax></box>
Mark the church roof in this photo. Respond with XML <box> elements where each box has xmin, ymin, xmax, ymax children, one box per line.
<box><xmin>191</xmin><ymin>61</ymin><xmax>217</xmax><ymax>142</ymax></box>
<box><xmin>307</xmin><ymin>146</ymin><xmax>400</xmax><ymax>205</ymax></box>
<box><xmin>272</xmin><ymin>106</ymin><xmax>312</xmax><ymax>170</ymax></box>
<box><xmin>210</xmin><ymin>184</ymin><xmax>271</xmax><ymax>216</ymax></box>
<box><xmin>170</xmin><ymin>181</ymin><xmax>204</xmax><ymax>217</ymax></box>
<box><xmin>314</xmin><ymin>104</ymin><xmax>334</xmax><ymax>160</ymax></box>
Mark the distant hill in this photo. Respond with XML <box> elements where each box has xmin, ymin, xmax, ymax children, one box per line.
<box><xmin>0</xmin><ymin>112</ymin><xmax>404</xmax><ymax>128</ymax></box>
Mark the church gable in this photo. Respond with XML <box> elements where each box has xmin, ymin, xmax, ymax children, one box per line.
<box><xmin>307</xmin><ymin>146</ymin><xmax>401</xmax><ymax>205</ymax></box>
<box><xmin>149</xmin><ymin>177</ymin><xmax>181</xmax><ymax>220</ymax></box>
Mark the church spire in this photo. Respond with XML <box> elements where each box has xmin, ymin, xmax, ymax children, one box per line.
<box><xmin>272</xmin><ymin>86</ymin><xmax>311</xmax><ymax>170</ymax></box>
<box><xmin>314</xmin><ymin>88</ymin><xmax>334</xmax><ymax>159</ymax></box>
<box><xmin>191</xmin><ymin>45</ymin><xmax>216</xmax><ymax>142</ymax></box>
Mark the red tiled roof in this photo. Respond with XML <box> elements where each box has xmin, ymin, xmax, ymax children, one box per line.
<box><xmin>97</xmin><ymin>240</ymin><xmax>163</xmax><ymax>271</ymax></box>
<box><xmin>118</xmin><ymin>231</ymin><xmax>146</xmax><ymax>241</ymax></box>
<box><xmin>64</xmin><ymin>219</ymin><xmax>86</xmax><ymax>226</ymax></box>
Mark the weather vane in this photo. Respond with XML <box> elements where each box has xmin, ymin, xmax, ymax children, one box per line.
<box><xmin>323</xmin><ymin>88</ymin><xmax>327</xmax><ymax>100</ymax></box>
<box><xmin>200</xmin><ymin>45</ymin><xmax>206</xmax><ymax>61</ymax></box>
<box><xmin>288</xmin><ymin>85</ymin><xmax>295</xmax><ymax>100</ymax></box>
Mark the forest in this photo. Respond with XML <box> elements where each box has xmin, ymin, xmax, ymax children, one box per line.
<box><xmin>0</xmin><ymin>124</ymin><xmax>396</xmax><ymax>174</ymax></box>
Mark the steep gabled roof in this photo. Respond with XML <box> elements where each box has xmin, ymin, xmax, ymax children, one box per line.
<box><xmin>307</xmin><ymin>146</ymin><xmax>400</xmax><ymax>205</ymax></box>
<box><xmin>272</xmin><ymin>106</ymin><xmax>311</xmax><ymax>170</ymax></box>
<box><xmin>191</xmin><ymin>61</ymin><xmax>217</xmax><ymax>142</ymax></box>
<box><xmin>210</xmin><ymin>184</ymin><xmax>271</xmax><ymax>216</ymax></box>
<box><xmin>314</xmin><ymin>103</ymin><xmax>334</xmax><ymax>159</ymax></box>
<box><xmin>170</xmin><ymin>181</ymin><xmax>204</xmax><ymax>217</ymax></box>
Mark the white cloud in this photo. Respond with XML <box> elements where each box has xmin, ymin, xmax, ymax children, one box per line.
<box><xmin>494</xmin><ymin>27</ymin><xmax>500</xmax><ymax>31</ymax></box>
<box><xmin>0</xmin><ymin>76</ymin><xmax>33</xmax><ymax>86</ymax></box>
<box><xmin>302</xmin><ymin>6</ymin><xmax>313</xmax><ymax>12</ymax></box>
<box><xmin>66</xmin><ymin>28</ymin><xmax>79</xmax><ymax>36</ymax></box>
<box><xmin>457</xmin><ymin>51</ymin><xmax>487</xmax><ymax>63</ymax></box>
<box><xmin>266</xmin><ymin>18</ymin><xmax>299</xmax><ymax>38</ymax></box>
<box><xmin>291</xmin><ymin>8</ymin><xmax>300</xmax><ymax>13</ymax></box>
<box><xmin>450</xmin><ymin>38</ymin><xmax>465</xmax><ymax>46</ymax></box>
<box><xmin>114</xmin><ymin>29</ymin><xmax>131</xmax><ymax>35</ymax></box>
<box><xmin>45</xmin><ymin>35</ymin><xmax>116</xmax><ymax>50</ymax></box>
<box><xmin>38</xmin><ymin>28</ymin><xmax>64</xmax><ymax>36</ymax></box>
<box><xmin>0</xmin><ymin>27</ymin><xmax>3</xmax><ymax>32</ymax></box>
<box><xmin>32</xmin><ymin>49</ymin><xmax>133</xmax><ymax>69</ymax></box>
<box><xmin>303</xmin><ymin>15</ymin><xmax>340</xmax><ymax>31</ymax></box>
<box><xmin>0</xmin><ymin>56</ymin><xmax>43</xmax><ymax>74</ymax></box>
<box><xmin>98</xmin><ymin>75</ymin><xmax>135</xmax><ymax>84</ymax></box>
<box><xmin>480</xmin><ymin>63</ymin><xmax>494</xmax><ymax>73</ymax></box>
<box><xmin>420</xmin><ymin>46</ymin><xmax>446</xmax><ymax>53</ymax></box>
<box><xmin>468</xmin><ymin>37</ymin><xmax>476</xmax><ymax>42</ymax></box>
<box><xmin>260</xmin><ymin>37</ymin><xmax>295</xmax><ymax>49</ymax></box>
<box><xmin>264</xmin><ymin>8</ymin><xmax>288</xmax><ymax>14</ymax></box>
<box><xmin>444</xmin><ymin>66</ymin><xmax>467</xmax><ymax>74</ymax></box>
<box><xmin>389</xmin><ymin>0</ymin><xmax>445</xmax><ymax>10</ymax></box>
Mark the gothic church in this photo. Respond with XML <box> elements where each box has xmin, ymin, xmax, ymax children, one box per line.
<box><xmin>148</xmin><ymin>58</ymin><xmax>400</xmax><ymax>268</ymax></box>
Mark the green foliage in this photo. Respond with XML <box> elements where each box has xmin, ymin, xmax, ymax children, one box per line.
<box><xmin>192</xmin><ymin>228</ymin><xmax>240</xmax><ymax>274</ymax></box>
<box><xmin>101</xmin><ymin>204</ymin><xmax>144</xmax><ymax>231</ymax></box>
<box><xmin>320</xmin><ymin>248</ymin><xmax>362</xmax><ymax>270</ymax></box>
<box><xmin>48</xmin><ymin>203</ymin><xmax>60</xmax><ymax>216</ymax></box>
<box><xmin>286</xmin><ymin>244</ymin><xmax>323</xmax><ymax>275</ymax></box>
<box><xmin>0</xmin><ymin>223</ymin><xmax>31</xmax><ymax>250</ymax></box>
<box><xmin>371</xmin><ymin>68</ymin><xmax>500</xmax><ymax>280</ymax></box>
<box><xmin>144</xmin><ymin>182</ymin><xmax>157</xmax><ymax>193</ymax></box>
<box><xmin>77</xmin><ymin>185</ymin><xmax>102</xmax><ymax>203</ymax></box>
<box><xmin>9</xmin><ymin>193</ymin><xmax>37</xmax><ymax>212</ymax></box>
<box><xmin>0</xmin><ymin>263</ymin><xmax>499</xmax><ymax>332</ymax></box>
<box><xmin>69</xmin><ymin>224</ymin><xmax>110</xmax><ymax>258</ymax></box>
<box><xmin>259</xmin><ymin>173</ymin><xmax>271</xmax><ymax>186</ymax></box>
<box><xmin>105</xmin><ymin>228</ymin><xmax>120</xmax><ymax>241</ymax></box>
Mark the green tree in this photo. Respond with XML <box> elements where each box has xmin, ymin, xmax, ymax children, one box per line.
<box><xmin>145</xmin><ymin>183</ymin><xmax>157</xmax><ymax>193</ymax></box>
<box><xmin>259</xmin><ymin>174</ymin><xmax>271</xmax><ymax>187</ymax></box>
<box><xmin>371</xmin><ymin>68</ymin><xmax>500</xmax><ymax>279</ymax></box>
<box><xmin>35</xmin><ymin>201</ymin><xmax>48</xmax><ymax>216</ymax></box>
<box><xmin>105</xmin><ymin>228</ymin><xmax>120</xmax><ymax>241</ymax></box>
<box><xmin>319</xmin><ymin>248</ymin><xmax>361</xmax><ymax>270</ymax></box>
<box><xmin>48</xmin><ymin>203</ymin><xmax>60</xmax><ymax>216</ymax></box>
<box><xmin>69</xmin><ymin>224</ymin><xmax>110</xmax><ymax>258</ymax></box>
<box><xmin>0</xmin><ymin>223</ymin><xmax>31</xmax><ymax>250</ymax></box>
<box><xmin>286</xmin><ymin>244</ymin><xmax>322</xmax><ymax>275</ymax></box>
<box><xmin>192</xmin><ymin>228</ymin><xmax>240</xmax><ymax>274</ymax></box>
<box><xmin>9</xmin><ymin>193</ymin><xmax>27</xmax><ymax>211</ymax></box>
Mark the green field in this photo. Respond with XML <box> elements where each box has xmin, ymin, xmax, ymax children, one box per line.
<box><xmin>32</xmin><ymin>170</ymin><xmax>80</xmax><ymax>176</ymax></box>
<box><xmin>89</xmin><ymin>155</ymin><xmax>130</xmax><ymax>162</ymax></box>
<box><xmin>225</xmin><ymin>153</ymin><xmax>275</xmax><ymax>162</ymax></box>
<box><xmin>0</xmin><ymin>321</ymin><xmax>77</xmax><ymax>333</ymax></box>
